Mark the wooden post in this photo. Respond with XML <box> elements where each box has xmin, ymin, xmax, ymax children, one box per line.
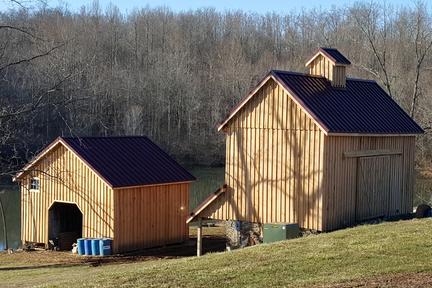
<box><xmin>197</xmin><ymin>217</ymin><xmax>202</xmax><ymax>257</ymax></box>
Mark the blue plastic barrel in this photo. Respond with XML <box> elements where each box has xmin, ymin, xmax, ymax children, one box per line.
<box><xmin>91</xmin><ymin>239</ymin><xmax>100</xmax><ymax>256</ymax></box>
<box><xmin>84</xmin><ymin>238</ymin><xmax>92</xmax><ymax>255</ymax></box>
<box><xmin>235</xmin><ymin>220</ymin><xmax>241</xmax><ymax>231</ymax></box>
<box><xmin>77</xmin><ymin>238</ymin><xmax>85</xmax><ymax>255</ymax></box>
<box><xmin>99</xmin><ymin>238</ymin><xmax>112</xmax><ymax>256</ymax></box>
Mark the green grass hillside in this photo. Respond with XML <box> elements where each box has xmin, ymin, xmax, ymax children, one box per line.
<box><xmin>2</xmin><ymin>219</ymin><xmax>432</xmax><ymax>287</ymax></box>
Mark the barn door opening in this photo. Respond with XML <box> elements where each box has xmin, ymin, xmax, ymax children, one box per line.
<box><xmin>48</xmin><ymin>202</ymin><xmax>82</xmax><ymax>250</ymax></box>
<box><xmin>355</xmin><ymin>156</ymin><xmax>390</xmax><ymax>222</ymax></box>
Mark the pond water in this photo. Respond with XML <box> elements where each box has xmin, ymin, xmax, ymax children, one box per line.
<box><xmin>0</xmin><ymin>167</ymin><xmax>431</xmax><ymax>250</ymax></box>
<box><xmin>187</xmin><ymin>166</ymin><xmax>225</xmax><ymax>210</ymax></box>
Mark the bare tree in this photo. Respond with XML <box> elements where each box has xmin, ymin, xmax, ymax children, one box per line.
<box><xmin>409</xmin><ymin>1</ymin><xmax>432</xmax><ymax>118</ymax></box>
<box><xmin>0</xmin><ymin>1</ymin><xmax>431</xmax><ymax>172</ymax></box>
<box><xmin>350</xmin><ymin>2</ymin><xmax>395</xmax><ymax>98</ymax></box>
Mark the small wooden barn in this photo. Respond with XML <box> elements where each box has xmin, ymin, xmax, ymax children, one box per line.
<box><xmin>190</xmin><ymin>47</ymin><xmax>423</xmax><ymax>232</ymax></box>
<box><xmin>14</xmin><ymin>136</ymin><xmax>195</xmax><ymax>253</ymax></box>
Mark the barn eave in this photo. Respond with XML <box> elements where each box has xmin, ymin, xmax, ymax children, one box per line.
<box><xmin>13</xmin><ymin>137</ymin><xmax>113</xmax><ymax>188</ymax></box>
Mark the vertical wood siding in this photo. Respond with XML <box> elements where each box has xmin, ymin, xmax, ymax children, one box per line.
<box><xmin>322</xmin><ymin>136</ymin><xmax>415</xmax><ymax>231</ymax></box>
<box><xmin>212</xmin><ymin>77</ymin><xmax>417</xmax><ymax>232</ymax></box>
<box><xmin>214</xmin><ymin>79</ymin><xmax>325</xmax><ymax>231</ymax></box>
<box><xmin>21</xmin><ymin>144</ymin><xmax>114</xmax><ymax>245</ymax></box>
<box><xmin>309</xmin><ymin>54</ymin><xmax>333</xmax><ymax>81</ymax></box>
<box><xmin>308</xmin><ymin>54</ymin><xmax>346</xmax><ymax>87</ymax></box>
<box><xmin>113</xmin><ymin>183</ymin><xmax>189</xmax><ymax>253</ymax></box>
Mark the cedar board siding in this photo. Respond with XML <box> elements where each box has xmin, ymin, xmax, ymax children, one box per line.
<box><xmin>113</xmin><ymin>183</ymin><xmax>189</xmax><ymax>253</ymax></box>
<box><xmin>309</xmin><ymin>54</ymin><xmax>346</xmax><ymax>87</ymax></box>
<box><xmin>213</xmin><ymin>79</ymin><xmax>325</xmax><ymax>231</ymax></box>
<box><xmin>213</xmin><ymin>78</ymin><xmax>416</xmax><ymax>232</ymax></box>
<box><xmin>21</xmin><ymin>144</ymin><xmax>114</xmax><ymax>245</ymax></box>
<box><xmin>322</xmin><ymin>136</ymin><xmax>415</xmax><ymax>231</ymax></box>
<box><xmin>309</xmin><ymin>54</ymin><xmax>334</xmax><ymax>81</ymax></box>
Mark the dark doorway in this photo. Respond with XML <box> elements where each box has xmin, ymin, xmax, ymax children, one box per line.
<box><xmin>48</xmin><ymin>202</ymin><xmax>82</xmax><ymax>251</ymax></box>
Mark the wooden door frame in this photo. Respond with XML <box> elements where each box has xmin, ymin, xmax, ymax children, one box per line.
<box><xmin>354</xmin><ymin>155</ymin><xmax>391</xmax><ymax>222</ymax></box>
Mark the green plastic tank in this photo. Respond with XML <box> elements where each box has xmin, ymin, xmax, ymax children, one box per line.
<box><xmin>263</xmin><ymin>223</ymin><xmax>300</xmax><ymax>243</ymax></box>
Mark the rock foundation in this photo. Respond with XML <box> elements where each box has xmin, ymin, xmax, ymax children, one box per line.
<box><xmin>225</xmin><ymin>220</ymin><xmax>262</xmax><ymax>249</ymax></box>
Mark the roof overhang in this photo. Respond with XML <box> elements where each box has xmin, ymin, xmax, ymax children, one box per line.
<box><xmin>186</xmin><ymin>184</ymin><xmax>227</xmax><ymax>224</ymax></box>
<box><xmin>112</xmin><ymin>180</ymin><xmax>195</xmax><ymax>190</ymax></box>
<box><xmin>305</xmin><ymin>48</ymin><xmax>350</xmax><ymax>67</ymax></box>
<box><xmin>217</xmin><ymin>72</ymin><xmax>330</xmax><ymax>135</ymax></box>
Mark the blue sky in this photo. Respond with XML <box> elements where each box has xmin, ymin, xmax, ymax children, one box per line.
<box><xmin>0</xmin><ymin>0</ymin><xmax>417</xmax><ymax>14</ymax></box>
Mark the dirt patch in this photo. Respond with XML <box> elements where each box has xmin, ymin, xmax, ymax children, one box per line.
<box><xmin>316</xmin><ymin>272</ymin><xmax>432</xmax><ymax>288</ymax></box>
<box><xmin>0</xmin><ymin>232</ymin><xmax>226</xmax><ymax>270</ymax></box>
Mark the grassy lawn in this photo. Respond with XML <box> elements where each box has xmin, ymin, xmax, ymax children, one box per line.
<box><xmin>1</xmin><ymin>219</ymin><xmax>432</xmax><ymax>287</ymax></box>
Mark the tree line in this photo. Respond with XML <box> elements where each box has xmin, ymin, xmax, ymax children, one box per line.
<box><xmin>1</xmin><ymin>1</ymin><xmax>432</xmax><ymax>179</ymax></box>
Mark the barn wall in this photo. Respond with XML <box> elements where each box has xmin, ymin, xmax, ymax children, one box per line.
<box><xmin>213</xmin><ymin>79</ymin><xmax>325</xmax><ymax>231</ymax></box>
<box><xmin>322</xmin><ymin>136</ymin><xmax>416</xmax><ymax>231</ymax></box>
<box><xmin>113</xmin><ymin>183</ymin><xmax>189</xmax><ymax>253</ymax></box>
<box><xmin>20</xmin><ymin>144</ymin><xmax>114</xmax><ymax>245</ymax></box>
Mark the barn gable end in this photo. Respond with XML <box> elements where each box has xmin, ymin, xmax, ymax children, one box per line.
<box><xmin>213</xmin><ymin>78</ymin><xmax>326</xmax><ymax>231</ymax></box>
<box><xmin>19</xmin><ymin>141</ymin><xmax>114</xmax><ymax>245</ymax></box>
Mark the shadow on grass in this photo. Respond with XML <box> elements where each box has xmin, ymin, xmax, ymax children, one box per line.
<box><xmin>0</xmin><ymin>263</ymin><xmax>81</xmax><ymax>271</ymax></box>
<box><xmin>0</xmin><ymin>236</ymin><xmax>227</xmax><ymax>271</ymax></box>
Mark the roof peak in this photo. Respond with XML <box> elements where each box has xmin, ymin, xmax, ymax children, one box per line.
<box><xmin>272</xmin><ymin>70</ymin><xmax>374</xmax><ymax>83</ymax></box>
<box><xmin>318</xmin><ymin>47</ymin><xmax>351</xmax><ymax>65</ymax></box>
<box><xmin>305</xmin><ymin>47</ymin><xmax>351</xmax><ymax>67</ymax></box>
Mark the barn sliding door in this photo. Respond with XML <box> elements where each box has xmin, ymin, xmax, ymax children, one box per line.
<box><xmin>355</xmin><ymin>156</ymin><xmax>390</xmax><ymax>222</ymax></box>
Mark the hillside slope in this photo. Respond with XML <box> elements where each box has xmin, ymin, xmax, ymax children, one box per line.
<box><xmin>2</xmin><ymin>219</ymin><xmax>432</xmax><ymax>287</ymax></box>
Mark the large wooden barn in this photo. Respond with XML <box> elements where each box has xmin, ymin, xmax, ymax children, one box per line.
<box><xmin>14</xmin><ymin>136</ymin><xmax>195</xmax><ymax>253</ymax></box>
<box><xmin>190</xmin><ymin>47</ymin><xmax>423</xmax><ymax>232</ymax></box>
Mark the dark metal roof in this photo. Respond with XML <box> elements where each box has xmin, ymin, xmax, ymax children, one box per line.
<box><xmin>61</xmin><ymin>136</ymin><xmax>195</xmax><ymax>188</ymax></box>
<box><xmin>319</xmin><ymin>47</ymin><xmax>351</xmax><ymax>65</ymax></box>
<box><xmin>271</xmin><ymin>70</ymin><xmax>424</xmax><ymax>134</ymax></box>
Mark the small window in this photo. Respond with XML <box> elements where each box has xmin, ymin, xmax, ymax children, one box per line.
<box><xmin>29</xmin><ymin>177</ymin><xmax>40</xmax><ymax>192</ymax></box>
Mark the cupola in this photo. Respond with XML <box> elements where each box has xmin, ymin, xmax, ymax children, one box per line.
<box><xmin>305</xmin><ymin>47</ymin><xmax>351</xmax><ymax>88</ymax></box>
